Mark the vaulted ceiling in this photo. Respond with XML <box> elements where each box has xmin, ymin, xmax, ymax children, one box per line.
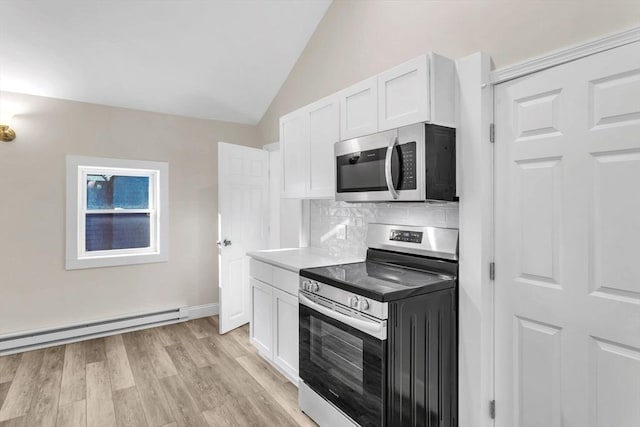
<box><xmin>0</xmin><ymin>0</ymin><xmax>332</xmax><ymax>124</ymax></box>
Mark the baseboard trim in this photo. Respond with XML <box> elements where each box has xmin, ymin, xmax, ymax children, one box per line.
<box><xmin>491</xmin><ymin>25</ymin><xmax>640</xmax><ymax>84</ymax></box>
<box><xmin>0</xmin><ymin>318</ymin><xmax>187</xmax><ymax>356</ymax></box>
<box><xmin>188</xmin><ymin>303</ymin><xmax>219</xmax><ymax>319</ymax></box>
<box><xmin>0</xmin><ymin>302</ymin><xmax>220</xmax><ymax>356</ymax></box>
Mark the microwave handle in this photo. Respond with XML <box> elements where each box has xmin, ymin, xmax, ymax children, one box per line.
<box><xmin>385</xmin><ymin>136</ymin><xmax>399</xmax><ymax>199</ymax></box>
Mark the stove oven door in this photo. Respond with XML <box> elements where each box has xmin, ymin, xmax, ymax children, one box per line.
<box><xmin>299</xmin><ymin>294</ymin><xmax>386</xmax><ymax>427</ymax></box>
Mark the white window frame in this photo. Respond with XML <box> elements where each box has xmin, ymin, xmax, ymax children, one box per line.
<box><xmin>66</xmin><ymin>155</ymin><xmax>169</xmax><ymax>270</ymax></box>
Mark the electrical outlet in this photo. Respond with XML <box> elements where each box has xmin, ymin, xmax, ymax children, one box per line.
<box><xmin>336</xmin><ymin>224</ymin><xmax>347</xmax><ymax>240</ymax></box>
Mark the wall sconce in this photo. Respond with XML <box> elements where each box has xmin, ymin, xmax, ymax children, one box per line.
<box><xmin>0</xmin><ymin>111</ymin><xmax>16</xmax><ymax>142</ymax></box>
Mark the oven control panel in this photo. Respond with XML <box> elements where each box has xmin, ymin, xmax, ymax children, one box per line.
<box><xmin>300</xmin><ymin>278</ymin><xmax>388</xmax><ymax>320</ymax></box>
<box><xmin>389</xmin><ymin>229</ymin><xmax>423</xmax><ymax>243</ymax></box>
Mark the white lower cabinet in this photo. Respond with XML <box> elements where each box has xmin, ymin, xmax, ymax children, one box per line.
<box><xmin>249</xmin><ymin>259</ymin><xmax>299</xmax><ymax>385</ymax></box>
<box><xmin>272</xmin><ymin>288</ymin><xmax>299</xmax><ymax>381</ymax></box>
<box><xmin>249</xmin><ymin>278</ymin><xmax>273</xmax><ymax>358</ymax></box>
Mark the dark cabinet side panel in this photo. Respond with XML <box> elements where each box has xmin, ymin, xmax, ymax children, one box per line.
<box><xmin>425</xmin><ymin>124</ymin><xmax>457</xmax><ymax>202</ymax></box>
<box><xmin>387</xmin><ymin>288</ymin><xmax>457</xmax><ymax>427</ymax></box>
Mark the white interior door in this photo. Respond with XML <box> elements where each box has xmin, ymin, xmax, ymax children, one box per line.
<box><xmin>218</xmin><ymin>142</ymin><xmax>269</xmax><ymax>334</ymax></box>
<box><xmin>495</xmin><ymin>42</ymin><xmax>640</xmax><ymax>426</ymax></box>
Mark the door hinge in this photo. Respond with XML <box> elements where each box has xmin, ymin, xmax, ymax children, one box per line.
<box><xmin>489</xmin><ymin>123</ymin><xmax>495</xmax><ymax>143</ymax></box>
<box><xmin>490</xmin><ymin>400</ymin><xmax>496</xmax><ymax>419</ymax></box>
<box><xmin>490</xmin><ymin>262</ymin><xmax>495</xmax><ymax>281</ymax></box>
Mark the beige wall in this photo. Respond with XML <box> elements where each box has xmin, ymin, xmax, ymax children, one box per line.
<box><xmin>0</xmin><ymin>91</ymin><xmax>260</xmax><ymax>335</ymax></box>
<box><xmin>258</xmin><ymin>0</ymin><xmax>640</xmax><ymax>143</ymax></box>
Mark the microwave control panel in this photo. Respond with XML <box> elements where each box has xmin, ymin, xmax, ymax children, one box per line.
<box><xmin>389</xmin><ymin>229</ymin><xmax>423</xmax><ymax>244</ymax></box>
<box><xmin>398</xmin><ymin>142</ymin><xmax>416</xmax><ymax>190</ymax></box>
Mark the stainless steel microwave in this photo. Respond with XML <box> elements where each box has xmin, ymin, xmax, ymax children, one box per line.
<box><xmin>335</xmin><ymin>123</ymin><xmax>457</xmax><ymax>202</ymax></box>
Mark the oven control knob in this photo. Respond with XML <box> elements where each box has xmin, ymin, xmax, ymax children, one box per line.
<box><xmin>302</xmin><ymin>280</ymin><xmax>310</xmax><ymax>291</ymax></box>
<box><xmin>348</xmin><ymin>296</ymin><xmax>359</xmax><ymax>308</ymax></box>
<box><xmin>311</xmin><ymin>282</ymin><xmax>320</xmax><ymax>293</ymax></box>
<box><xmin>359</xmin><ymin>299</ymin><xmax>370</xmax><ymax>311</ymax></box>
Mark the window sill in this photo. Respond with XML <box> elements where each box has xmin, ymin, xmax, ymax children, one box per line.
<box><xmin>65</xmin><ymin>251</ymin><xmax>169</xmax><ymax>270</ymax></box>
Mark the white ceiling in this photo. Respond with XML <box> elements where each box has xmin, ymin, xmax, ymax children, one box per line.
<box><xmin>0</xmin><ymin>0</ymin><xmax>332</xmax><ymax>124</ymax></box>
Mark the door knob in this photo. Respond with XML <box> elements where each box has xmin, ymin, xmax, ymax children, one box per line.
<box><xmin>217</xmin><ymin>239</ymin><xmax>232</xmax><ymax>247</ymax></box>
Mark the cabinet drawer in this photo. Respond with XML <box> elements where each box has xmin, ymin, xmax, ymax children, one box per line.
<box><xmin>250</xmin><ymin>259</ymin><xmax>273</xmax><ymax>285</ymax></box>
<box><xmin>273</xmin><ymin>266</ymin><xmax>299</xmax><ymax>296</ymax></box>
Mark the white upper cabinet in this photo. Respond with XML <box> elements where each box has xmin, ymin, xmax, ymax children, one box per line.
<box><xmin>426</xmin><ymin>53</ymin><xmax>456</xmax><ymax>128</ymax></box>
<box><xmin>280</xmin><ymin>111</ymin><xmax>308</xmax><ymax>198</ymax></box>
<box><xmin>339</xmin><ymin>76</ymin><xmax>378</xmax><ymax>140</ymax></box>
<box><xmin>338</xmin><ymin>54</ymin><xmax>454</xmax><ymax>140</ymax></box>
<box><xmin>307</xmin><ymin>96</ymin><xmax>339</xmax><ymax>198</ymax></box>
<box><xmin>378</xmin><ymin>55</ymin><xmax>429</xmax><ymax>131</ymax></box>
<box><xmin>279</xmin><ymin>52</ymin><xmax>455</xmax><ymax>199</ymax></box>
<box><xmin>280</xmin><ymin>95</ymin><xmax>338</xmax><ymax>199</ymax></box>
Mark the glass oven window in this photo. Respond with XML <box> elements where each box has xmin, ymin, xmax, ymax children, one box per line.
<box><xmin>310</xmin><ymin>317</ymin><xmax>364</xmax><ymax>394</ymax></box>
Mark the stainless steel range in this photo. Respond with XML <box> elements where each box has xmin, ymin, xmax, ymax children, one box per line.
<box><xmin>298</xmin><ymin>223</ymin><xmax>459</xmax><ymax>427</ymax></box>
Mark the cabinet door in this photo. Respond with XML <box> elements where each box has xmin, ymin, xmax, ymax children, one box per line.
<box><xmin>272</xmin><ymin>288</ymin><xmax>299</xmax><ymax>382</ymax></box>
<box><xmin>250</xmin><ymin>278</ymin><xmax>273</xmax><ymax>359</ymax></box>
<box><xmin>378</xmin><ymin>55</ymin><xmax>429</xmax><ymax>131</ymax></box>
<box><xmin>339</xmin><ymin>76</ymin><xmax>378</xmax><ymax>140</ymax></box>
<box><xmin>280</xmin><ymin>111</ymin><xmax>308</xmax><ymax>198</ymax></box>
<box><xmin>307</xmin><ymin>96</ymin><xmax>339</xmax><ymax>198</ymax></box>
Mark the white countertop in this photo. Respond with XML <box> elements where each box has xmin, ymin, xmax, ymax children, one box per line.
<box><xmin>247</xmin><ymin>247</ymin><xmax>363</xmax><ymax>273</ymax></box>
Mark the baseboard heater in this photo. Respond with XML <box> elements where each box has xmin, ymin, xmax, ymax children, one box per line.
<box><xmin>0</xmin><ymin>307</ymin><xmax>189</xmax><ymax>356</ymax></box>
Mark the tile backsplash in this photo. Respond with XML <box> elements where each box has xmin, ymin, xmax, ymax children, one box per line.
<box><xmin>309</xmin><ymin>200</ymin><xmax>459</xmax><ymax>258</ymax></box>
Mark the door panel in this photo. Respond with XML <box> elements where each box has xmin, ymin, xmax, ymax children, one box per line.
<box><xmin>226</xmin><ymin>258</ymin><xmax>244</xmax><ymax>317</ymax></box>
<box><xmin>514</xmin><ymin>317</ymin><xmax>562</xmax><ymax>427</ymax></box>
<box><xmin>590</xmin><ymin>338</ymin><xmax>640</xmax><ymax>427</ymax></box>
<box><xmin>517</xmin><ymin>158</ymin><xmax>561</xmax><ymax>285</ymax></box>
<box><xmin>218</xmin><ymin>142</ymin><xmax>269</xmax><ymax>334</ymax></box>
<box><xmin>514</xmin><ymin>89</ymin><xmax>562</xmax><ymax>141</ymax></box>
<box><xmin>591</xmin><ymin>151</ymin><xmax>640</xmax><ymax>301</ymax></box>
<box><xmin>590</xmin><ymin>69</ymin><xmax>640</xmax><ymax>129</ymax></box>
<box><xmin>495</xmin><ymin>41</ymin><xmax>640</xmax><ymax>426</ymax></box>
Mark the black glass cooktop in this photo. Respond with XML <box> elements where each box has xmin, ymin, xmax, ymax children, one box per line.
<box><xmin>301</xmin><ymin>250</ymin><xmax>457</xmax><ymax>302</ymax></box>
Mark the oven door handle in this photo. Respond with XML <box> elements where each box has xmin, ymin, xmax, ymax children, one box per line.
<box><xmin>385</xmin><ymin>135</ymin><xmax>399</xmax><ymax>200</ymax></box>
<box><xmin>299</xmin><ymin>293</ymin><xmax>385</xmax><ymax>338</ymax></box>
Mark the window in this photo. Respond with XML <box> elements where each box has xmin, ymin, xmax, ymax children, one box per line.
<box><xmin>66</xmin><ymin>156</ymin><xmax>168</xmax><ymax>269</ymax></box>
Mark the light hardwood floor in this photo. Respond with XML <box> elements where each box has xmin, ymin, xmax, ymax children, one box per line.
<box><xmin>0</xmin><ymin>316</ymin><xmax>316</xmax><ymax>427</ymax></box>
